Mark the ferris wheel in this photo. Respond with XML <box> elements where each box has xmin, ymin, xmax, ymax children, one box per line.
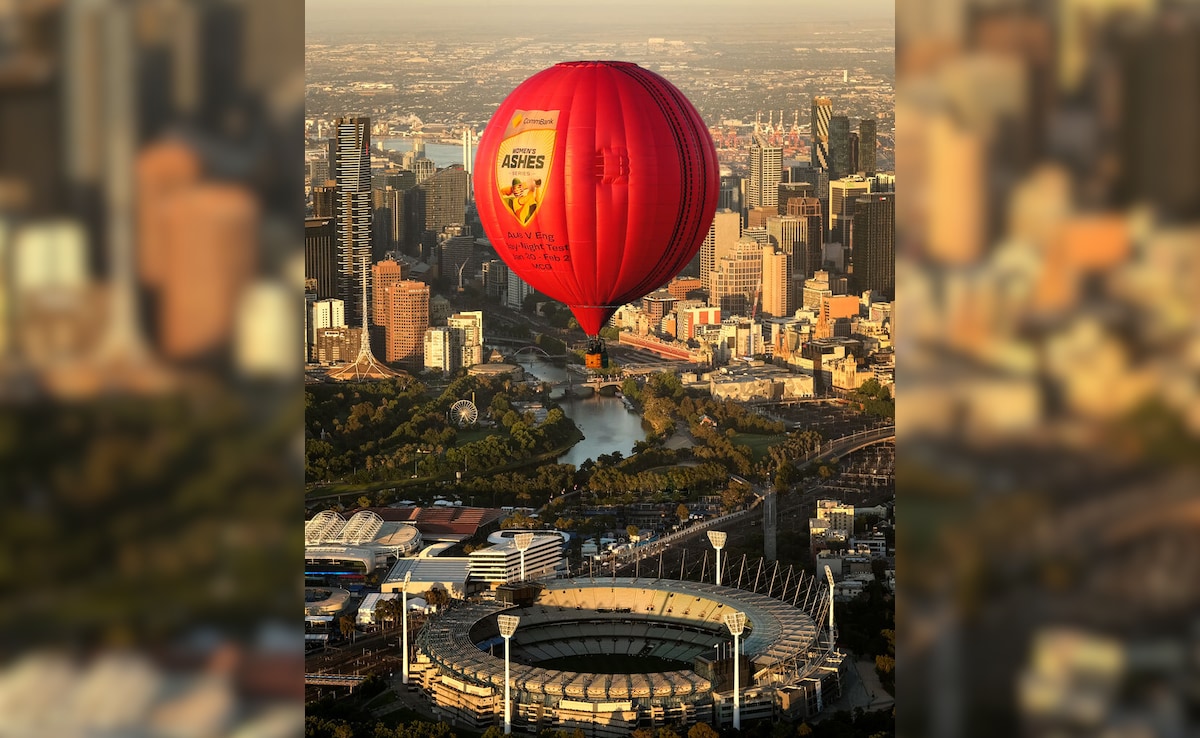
<box><xmin>450</xmin><ymin>399</ymin><xmax>478</xmax><ymax>426</ymax></box>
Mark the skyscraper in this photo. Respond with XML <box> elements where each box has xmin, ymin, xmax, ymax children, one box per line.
<box><xmin>858</xmin><ymin>119</ymin><xmax>877</xmax><ymax>176</ymax></box>
<box><xmin>406</xmin><ymin>166</ymin><xmax>469</xmax><ymax>256</ymax></box>
<box><xmin>747</xmin><ymin>135</ymin><xmax>783</xmax><ymax>210</ymax></box>
<box><xmin>371</xmin><ymin>258</ymin><xmax>408</xmax><ymax>326</ymax></box>
<box><xmin>380</xmin><ymin>279</ymin><xmax>429</xmax><ymax>370</ymax></box>
<box><xmin>761</xmin><ymin>246</ymin><xmax>790</xmax><ymax>319</ymax></box>
<box><xmin>829</xmin><ymin>115</ymin><xmax>851</xmax><ymax>180</ymax></box>
<box><xmin>810</xmin><ymin>96</ymin><xmax>833</xmax><ymax>172</ymax></box>
<box><xmin>308</xmin><ymin>298</ymin><xmax>345</xmax><ymax>360</ymax></box>
<box><xmin>305</xmin><ymin>217</ymin><xmax>338</xmax><ymax>299</ymax></box>
<box><xmin>710</xmin><ymin>237</ymin><xmax>764</xmax><ymax>316</ymax></box>
<box><xmin>700</xmin><ymin>209</ymin><xmax>742</xmax><ymax>294</ymax></box>
<box><xmin>448</xmin><ymin>311</ymin><xmax>485</xmax><ymax>368</ymax></box>
<box><xmin>312</xmin><ymin>185</ymin><xmax>337</xmax><ymax>218</ymax></box>
<box><xmin>786</xmin><ymin>197</ymin><xmax>825</xmax><ymax>280</ymax></box>
<box><xmin>848</xmin><ymin>131</ymin><xmax>859</xmax><ymax>176</ymax></box>
<box><xmin>423</xmin><ymin>327</ymin><xmax>461</xmax><ymax>372</ymax></box>
<box><xmin>830</xmin><ymin>176</ymin><xmax>871</xmax><ymax>247</ymax></box>
<box><xmin>850</xmin><ymin>194</ymin><xmax>895</xmax><ymax>299</ymax></box>
<box><xmin>334</xmin><ymin>115</ymin><xmax>372</xmax><ymax>326</ymax></box>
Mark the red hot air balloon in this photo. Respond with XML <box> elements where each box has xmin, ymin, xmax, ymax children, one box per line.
<box><xmin>474</xmin><ymin>61</ymin><xmax>719</xmax><ymax>365</ymax></box>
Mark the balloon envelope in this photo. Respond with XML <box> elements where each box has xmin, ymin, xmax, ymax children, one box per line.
<box><xmin>474</xmin><ymin>61</ymin><xmax>719</xmax><ymax>336</ymax></box>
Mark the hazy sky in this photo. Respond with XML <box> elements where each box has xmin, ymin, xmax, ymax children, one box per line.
<box><xmin>306</xmin><ymin>0</ymin><xmax>895</xmax><ymax>41</ymax></box>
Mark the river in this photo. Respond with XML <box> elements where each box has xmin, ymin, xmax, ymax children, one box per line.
<box><xmin>514</xmin><ymin>357</ymin><xmax>647</xmax><ymax>467</ymax></box>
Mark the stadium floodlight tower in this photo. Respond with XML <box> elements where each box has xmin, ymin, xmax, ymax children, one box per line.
<box><xmin>514</xmin><ymin>532</ymin><xmax>535</xmax><ymax>581</ymax></box>
<box><xmin>401</xmin><ymin>571</ymin><xmax>412</xmax><ymax>684</ymax></box>
<box><xmin>707</xmin><ymin>530</ymin><xmax>727</xmax><ymax>586</ymax></box>
<box><xmin>723</xmin><ymin>610</ymin><xmax>747</xmax><ymax>730</ymax></box>
<box><xmin>497</xmin><ymin>614</ymin><xmax>521</xmax><ymax>734</ymax></box>
<box><xmin>824</xmin><ymin>565</ymin><xmax>836</xmax><ymax>644</ymax></box>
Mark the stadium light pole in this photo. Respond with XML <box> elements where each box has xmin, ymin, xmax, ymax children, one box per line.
<box><xmin>401</xmin><ymin>571</ymin><xmax>411</xmax><ymax>684</ymax></box>
<box><xmin>723</xmin><ymin>610</ymin><xmax>747</xmax><ymax>730</ymax></box>
<box><xmin>497</xmin><ymin>614</ymin><xmax>521</xmax><ymax>734</ymax></box>
<box><xmin>824</xmin><ymin>565</ymin><xmax>836</xmax><ymax>645</ymax></box>
<box><xmin>707</xmin><ymin>530</ymin><xmax>727</xmax><ymax>586</ymax></box>
<box><xmin>514</xmin><ymin>532</ymin><xmax>535</xmax><ymax>581</ymax></box>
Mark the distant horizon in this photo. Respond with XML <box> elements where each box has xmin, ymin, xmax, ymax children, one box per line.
<box><xmin>306</xmin><ymin>0</ymin><xmax>895</xmax><ymax>41</ymax></box>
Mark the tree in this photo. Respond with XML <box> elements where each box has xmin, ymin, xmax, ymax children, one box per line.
<box><xmin>338</xmin><ymin>615</ymin><xmax>355</xmax><ymax>643</ymax></box>
<box><xmin>374</xmin><ymin>598</ymin><xmax>398</xmax><ymax>631</ymax></box>
<box><xmin>676</xmin><ymin>503</ymin><xmax>689</xmax><ymax>523</ymax></box>
<box><xmin>423</xmin><ymin>588</ymin><xmax>451</xmax><ymax>609</ymax></box>
<box><xmin>481</xmin><ymin>727</ymin><xmax>506</xmax><ymax>738</ymax></box>
<box><xmin>688</xmin><ymin>723</ymin><xmax>719</xmax><ymax>738</ymax></box>
<box><xmin>626</xmin><ymin>524</ymin><xmax>640</xmax><ymax>541</ymax></box>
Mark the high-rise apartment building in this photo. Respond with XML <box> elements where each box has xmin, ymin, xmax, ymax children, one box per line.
<box><xmin>829</xmin><ymin>115</ymin><xmax>851</xmax><ymax>180</ymax></box>
<box><xmin>850</xmin><ymin>194</ymin><xmax>895</xmax><ymax>299</ymax></box>
<box><xmin>748</xmin><ymin>136</ymin><xmax>783</xmax><ymax>211</ymax></box>
<box><xmin>439</xmin><ymin>234</ymin><xmax>477</xmax><ymax>289</ymax></box>
<box><xmin>448</xmin><ymin>311</ymin><xmax>485</xmax><ymax>368</ymax></box>
<box><xmin>305</xmin><ymin>217</ymin><xmax>338</xmax><ymax>300</ymax></box>
<box><xmin>858</xmin><ymin>119</ymin><xmax>877</xmax><ymax>176</ymax></box>
<box><xmin>700</xmin><ymin>209</ymin><xmax>742</xmax><ymax>294</ymax></box>
<box><xmin>810</xmin><ymin>97</ymin><xmax>833</xmax><ymax>172</ymax></box>
<box><xmin>380</xmin><ymin>279</ymin><xmax>429</xmax><ymax>370</ymax></box>
<box><xmin>308</xmin><ymin>298</ymin><xmax>345</xmax><ymax>360</ymax></box>
<box><xmin>482</xmin><ymin>259</ymin><xmax>509</xmax><ymax>301</ymax></box>
<box><xmin>423</xmin><ymin>326</ymin><xmax>461</xmax><ymax>372</ymax></box>
<box><xmin>334</xmin><ymin>116</ymin><xmax>372</xmax><ymax>326</ymax></box>
<box><xmin>506</xmin><ymin>270</ymin><xmax>534</xmax><ymax>311</ymax></box>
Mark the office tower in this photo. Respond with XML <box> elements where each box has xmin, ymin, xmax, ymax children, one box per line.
<box><xmin>778</xmin><ymin>182</ymin><xmax>815</xmax><ymax>214</ymax></box>
<box><xmin>439</xmin><ymin>234</ymin><xmax>476</xmax><ymax>289</ymax></box>
<box><xmin>766</xmin><ymin>215</ymin><xmax>803</xmax><ymax>310</ymax></box>
<box><xmin>379</xmin><ymin>279</ymin><xmax>429</xmax><ymax>370</ymax></box>
<box><xmin>406</xmin><ymin>166</ymin><xmax>469</xmax><ymax>254</ymax></box>
<box><xmin>786</xmin><ymin>197</ymin><xmax>825</xmax><ymax>279</ymax></box>
<box><xmin>829</xmin><ymin>115</ymin><xmax>851</xmax><ymax>180</ymax></box>
<box><xmin>305</xmin><ymin>217</ymin><xmax>338</xmax><ymax>299</ymax></box>
<box><xmin>334</xmin><ymin>116</ymin><xmax>372</xmax><ymax>326</ymax></box>
<box><xmin>372</xmin><ymin>258</ymin><xmax>408</xmax><ymax>326</ymax></box>
<box><xmin>667</xmin><ymin>276</ymin><xmax>704</xmax><ymax>301</ymax></box>
<box><xmin>307</xmin><ymin>158</ymin><xmax>329</xmax><ymax>188</ymax></box>
<box><xmin>136</xmin><ymin>140</ymin><xmax>204</xmax><ymax>289</ymax></box>
<box><xmin>848</xmin><ymin>131</ymin><xmax>859</xmax><ymax>175</ymax></box>
<box><xmin>710</xmin><ymin>237</ymin><xmax>763</xmax><ymax>316</ymax></box>
<box><xmin>678</xmin><ymin>305</ymin><xmax>721</xmax><ymax>341</ymax></box>
<box><xmin>424</xmin><ymin>326</ymin><xmax>461</xmax><ymax>372</ymax></box>
<box><xmin>308</xmin><ymin>298</ymin><xmax>345</xmax><ymax>360</ymax></box>
<box><xmin>747</xmin><ymin>135</ymin><xmax>783</xmax><ymax>210</ymax></box>
<box><xmin>642</xmin><ymin>290</ymin><xmax>676</xmax><ymax>327</ymax></box>
<box><xmin>156</xmin><ymin>184</ymin><xmax>258</xmax><ymax>360</ymax></box>
<box><xmin>803</xmin><ymin>270</ymin><xmax>834</xmax><ymax>310</ymax></box>
<box><xmin>448</xmin><ymin>311</ymin><xmax>485</xmax><ymax>368</ymax></box>
<box><xmin>858</xmin><ymin>119</ymin><xmax>877</xmax><ymax>176</ymax></box>
<box><xmin>719</xmin><ymin>173</ymin><xmax>743</xmax><ymax>214</ymax></box>
<box><xmin>312</xmin><ymin>185</ymin><xmax>337</xmax><ymax>218</ymax></box>
<box><xmin>409</xmin><ymin>157</ymin><xmax>436</xmax><ymax>185</ymax></box>
<box><xmin>830</xmin><ymin>176</ymin><xmax>871</xmax><ymax>246</ymax></box>
<box><xmin>372</xmin><ymin>186</ymin><xmax>407</xmax><ymax>256</ymax></box>
<box><xmin>850</xmin><ymin>194</ymin><xmax>895</xmax><ymax>299</ymax></box>
<box><xmin>740</xmin><ymin>226</ymin><xmax>770</xmax><ymax>247</ymax></box>
<box><xmin>761</xmin><ymin>246</ymin><xmax>790</xmax><ymax>319</ymax></box>
<box><xmin>746</xmin><ymin>206</ymin><xmax>777</xmax><ymax>230</ymax></box>
<box><xmin>810</xmin><ymin>96</ymin><xmax>832</xmax><ymax>171</ymax></box>
<box><xmin>700</xmin><ymin>209</ymin><xmax>742</xmax><ymax>294</ymax></box>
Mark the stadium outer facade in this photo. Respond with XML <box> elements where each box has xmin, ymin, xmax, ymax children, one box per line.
<box><xmin>411</xmin><ymin>573</ymin><xmax>845</xmax><ymax>735</ymax></box>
